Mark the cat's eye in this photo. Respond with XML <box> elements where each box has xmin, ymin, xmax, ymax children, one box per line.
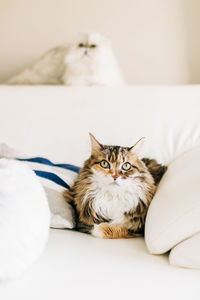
<box><xmin>122</xmin><ymin>162</ymin><xmax>131</xmax><ymax>171</ymax></box>
<box><xmin>100</xmin><ymin>160</ymin><xmax>110</xmax><ymax>169</ymax></box>
<box><xmin>78</xmin><ymin>43</ymin><xmax>84</xmax><ymax>48</ymax></box>
<box><xmin>90</xmin><ymin>44</ymin><xmax>97</xmax><ymax>48</ymax></box>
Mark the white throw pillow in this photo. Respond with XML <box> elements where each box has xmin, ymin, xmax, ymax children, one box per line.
<box><xmin>0</xmin><ymin>158</ymin><xmax>50</xmax><ymax>280</ymax></box>
<box><xmin>0</xmin><ymin>144</ymin><xmax>79</xmax><ymax>229</ymax></box>
<box><xmin>145</xmin><ymin>147</ymin><xmax>200</xmax><ymax>255</ymax></box>
<box><xmin>169</xmin><ymin>233</ymin><xmax>200</xmax><ymax>269</ymax></box>
<box><xmin>17</xmin><ymin>158</ymin><xmax>79</xmax><ymax>229</ymax></box>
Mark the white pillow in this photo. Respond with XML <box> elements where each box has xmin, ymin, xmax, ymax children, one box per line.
<box><xmin>0</xmin><ymin>144</ymin><xmax>78</xmax><ymax>229</ymax></box>
<box><xmin>18</xmin><ymin>158</ymin><xmax>78</xmax><ymax>229</ymax></box>
<box><xmin>145</xmin><ymin>147</ymin><xmax>200</xmax><ymax>255</ymax></box>
<box><xmin>169</xmin><ymin>233</ymin><xmax>200</xmax><ymax>269</ymax></box>
<box><xmin>0</xmin><ymin>158</ymin><xmax>50</xmax><ymax>280</ymax></box>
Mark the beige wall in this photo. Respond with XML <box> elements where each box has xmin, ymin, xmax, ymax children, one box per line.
<box><xmin>0</xmin><ymin>0</ymin><xmax>200</xmax><ymax>84</ymax></box>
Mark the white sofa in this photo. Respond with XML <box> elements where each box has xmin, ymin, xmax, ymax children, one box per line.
<box><xmin>0</xmin><ymin>86</ymin><xmax>200</xmax><ymax>300</ymax></box>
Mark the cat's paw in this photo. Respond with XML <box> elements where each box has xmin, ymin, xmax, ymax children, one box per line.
<box><xmin>91</xmin><ymin>224</ymin><xmax>104</xmax><ymax>238</ymax></box>
<box><xmin>91</xmin><ymin>223</ymin><xmax>121</xmax><ymax>239</ymax></box>
<box><xmin>91</xmin><ymin>223</ymin><xmax>135</xmax><ymax>239</ymax></box>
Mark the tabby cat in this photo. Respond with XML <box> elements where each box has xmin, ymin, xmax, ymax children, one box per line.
<box><xmin>64</xmin><ymin>134</ymin><xmax>167</xmax><ymax>239</ymax></box>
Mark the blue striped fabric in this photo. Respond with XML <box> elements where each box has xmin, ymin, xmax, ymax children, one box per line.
<box><xmin>18</xmin><ymin>157</ymin><xmax>80</xmax><ymax>189</ymax></box>
<box><xmin>34</xmin><ymin>170</ymin><xmax>70</xmax><ymax>189</ymax></box>
<box><xmin>18</xmin><ymin>157</ymin><xmax>80</xmax><ymax>172</ymax></box>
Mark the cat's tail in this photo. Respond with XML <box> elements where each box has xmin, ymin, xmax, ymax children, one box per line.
<box><xmin>142</xmin><ymin>158</ymin><xmax>167</xmax><ymax>185</ymax></box>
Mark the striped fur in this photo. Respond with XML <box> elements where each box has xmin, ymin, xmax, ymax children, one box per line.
<box><xmin>64</xmin><ymin>134</ymin><xmax>167</xmax><ymax>238</ymax></box>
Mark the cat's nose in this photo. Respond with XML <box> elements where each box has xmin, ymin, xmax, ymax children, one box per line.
<box><xmin>112</xmin><ymin>175</ymin><xmax>119</xmax><ymax>181</ymax></box>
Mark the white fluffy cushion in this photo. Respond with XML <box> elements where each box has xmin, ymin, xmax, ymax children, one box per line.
<box><xmin>0</xmin><ymin>158</ymin><xmax>50</xmax><ymax>280</ymax></box>
<box><xmin>145</xmin><ymin>147</ymin><xmax>200</xmax><ymax>255</ymax></box>
<box><xmin>169</xmin><ymin>233</ymin><xmax>200</xmax><ymax>269</ymax></box>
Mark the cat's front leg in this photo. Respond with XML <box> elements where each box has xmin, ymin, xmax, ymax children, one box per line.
<box><xmin>91</xmin><ymin>223</ymin><xmax>136</xmax><ymax>239</ymax></box>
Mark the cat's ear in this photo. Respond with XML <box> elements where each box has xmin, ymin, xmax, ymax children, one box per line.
<box><xmin>129</xmin><ymin>137</ymin><xmax>145</xmax><ymax>155</ymax></box>
<box><xmin>89</xmin><ymin>133</ymin><xmax>102</xmax><ymax>154</ymax></box>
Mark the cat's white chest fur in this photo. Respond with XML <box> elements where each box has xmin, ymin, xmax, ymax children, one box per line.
<box><xmin>88</xmin><ymin>172</ymin><xmax>146</xmax><ymax>224</ymax></box>
<box><xmin>64</xmin><ymin>58</ymin><xmax>99</xmax><ymax>86</ymax></box>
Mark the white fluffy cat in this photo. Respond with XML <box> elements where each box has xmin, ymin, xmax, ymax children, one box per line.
<box><xmin>62</xmin><ymin>32</ymin><xmax>124</xmax><ymax>86</ymax></box>
<box><xmin>6</xmin><ymin>32</ymin><xmax>124</xmax><ymax>86</ymax></box>
<box><xmin>7</xmin><ymin>45</ymin><xmax>68</xmax><ymax>85</ymax></box>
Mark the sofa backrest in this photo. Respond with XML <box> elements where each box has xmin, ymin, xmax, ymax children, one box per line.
<box><xmin>0</xmin><ymin>86</ymin><xmax>200</xmax><ymax>166</ymax></box>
